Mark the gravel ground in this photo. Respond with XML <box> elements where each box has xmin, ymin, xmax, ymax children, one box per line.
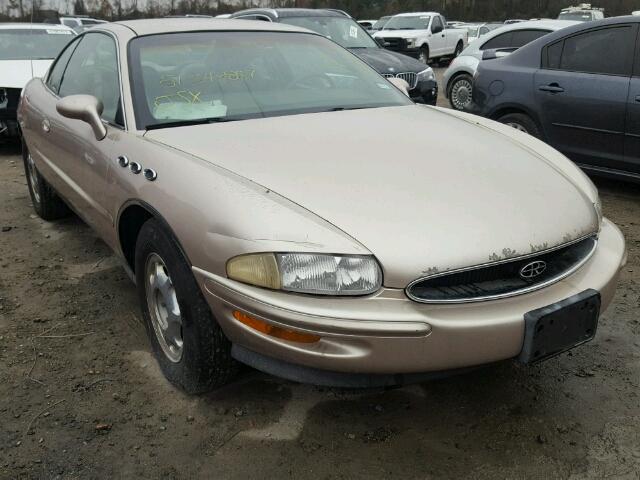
<box><xmin>1</xmin><ymin>70</ymin><xmax>639</xmax><ymax>479</ymax></box>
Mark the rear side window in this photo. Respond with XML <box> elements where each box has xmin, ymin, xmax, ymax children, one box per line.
<box><xmin>546</xmin><ymin>40</ymin><xmax>563</xmax><ymax>69</ymax></box>
<box><xmin>510</xmin><ymin>29</ymin><xmax>550</xmax><ymax>48</ymax></box>
<box><xmin>555</xmin><ymin>26</ymin><xmax>635</xmax><ymax>76</ymax></box>
<box><xmin>481</xmin><ymin>32</ymin><xmax>513</xmax><ymax>50</ymax></box>
<box><xmin>46</xmin><ymin>37</ymin><xmax>80</xmax><ymax>94</ymax></box>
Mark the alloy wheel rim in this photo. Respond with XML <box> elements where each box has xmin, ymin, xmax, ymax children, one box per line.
<box><xmin>145</xmin><ymin>253</ymin><xmax>184</xmax><ymax>363</ymax></box>
<box><xmin>26</xmin><ymin>153</ymin><xmax>40</xmax><ymax>203</ymax></box>
<box><xmin>451</xmin><ymin>79</ymin><xmax>472</xmax><ymax>110</ymax></box>
<box><xmin>506</xmin><ymin>122</ymin><xmax>529</xmax><ymax>133</ymax></box>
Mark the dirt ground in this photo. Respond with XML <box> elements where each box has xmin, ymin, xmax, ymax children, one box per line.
<box><xmin>1</xmin><ymin>71</ymin><xmax>640</xmax><ymax>479</ymax></box>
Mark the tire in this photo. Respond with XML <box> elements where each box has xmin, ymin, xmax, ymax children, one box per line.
<box><xmin>418</xmin><ymin>45</ymin><xmax>430</xmax><ymax>64</ymax></box>
<box><xmin>22</xmin><ymin>140</ymin><xmax>70</xmax><ymax>221</ymax></box>
<box><xmin>135</xmin><ymin>218</ymin><xmax>238</xmax><ymax>394</ymax></box>
<box><xmin>497</xmin><ymin>113</ymin><xmax>541</xmax><ymax>138</ymax></box>
<box><xmin>453</xmin><ymin>41</ymin><xmax>464</xmax><ymax>58</ymax></box>
<box><xmin>447</xmin><ymin>73</ymin><xmax>474</xmax><ymax>111</ymax></box>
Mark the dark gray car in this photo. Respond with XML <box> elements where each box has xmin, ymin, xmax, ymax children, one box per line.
<box><xmin>473</xmin><ymin>16</ymin><xmax>640</xmax><ymax>181</ymax></box>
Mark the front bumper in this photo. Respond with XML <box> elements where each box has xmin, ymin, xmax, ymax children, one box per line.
<box><xmin>194</xmin><ymin>219</ymin><xmax>626</xmax><ymax>381</ymax></box>
<box><xmin>410</xmin><ymin>79</ymin><xmax>438</xmax><ymax>105</ymax></box>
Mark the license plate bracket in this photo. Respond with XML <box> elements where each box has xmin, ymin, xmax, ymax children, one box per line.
<box><xmin>518</xmin><ymin>289</ymin><xmax>601</xmax><ymax>364</ymax></box>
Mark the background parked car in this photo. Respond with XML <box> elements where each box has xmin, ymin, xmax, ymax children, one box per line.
<box><xmin>358</xmin><ymin>19</ymin><xmax>376</xmax><ymax>30</ymax></box>
<box><xmin>49</xmin><ymin>15</ymin><xmax>107</xmax><ymax>33</ymax></box>
<box><xmin>0</xmin><ymin>23</ymin><xmax>75</xmax><ymax>139</ymax></box>
<box><xmin>373</xmin><ymin>12</ymin><xmax>468</xmax><ymax>65</ymax></box>
<box><xmin>558</xmin><ymin>4</ymin><xmax>605</xmax><ymax>22</ymax></box>
<box><xmin>444</xmin><ymin>20</ymin><xmax>577</xmax><ymax>110</ymax></box>
<box><xmin>369</xmin><ymin>15</ymin><xmax>391</xmax><ymax>32</ymax></box>
<box><xmin>230</xmin><ymin>8</ymin><xmax>438</xmax><ymax>104</ymax></box>
<box><xmin>464</xmin><ymin>22</ymin><xmax>503</xmax><ymax>43</ymax></box>
<box><xmin>473</xmin><ymin>16</ymin><xmax>640</xmax><ymax>181</ymax></box>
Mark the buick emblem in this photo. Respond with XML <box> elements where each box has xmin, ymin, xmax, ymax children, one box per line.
<box><xmin>519</xmin><ymin>260</ymin><xmax>547</xmax><ymax>280</ymax></box>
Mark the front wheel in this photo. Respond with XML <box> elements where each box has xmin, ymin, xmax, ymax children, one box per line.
<box><xmin>448</xmin><ymin>74</ymin><xmax>474</xmax><ymax>111</ymax></box>
<box><xmin>418</xmin><ymin>45</ymin><xmax>430</xmax><ymax>64</ymax></box>
<box><xmin>135</xmin><ymin>218</ymin><xmax>239</xmax><ymax>394</ymax></box>
<box><xmin>497</xmin><ymin>113</ymin><xmax>541</xmax><ymax>138</ymax></box>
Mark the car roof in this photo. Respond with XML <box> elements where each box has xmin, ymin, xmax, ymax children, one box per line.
<box><xmin>0</xmin><ymin>23</ymin><xmax>75</xmax><ymax>32</ymax></box>
<box><xmin>394</xmin><ymin>12</ymin><xmax>439</xmax><ymax>17</ymax></box>
<box><xmin>231</xmin><ymin>8</ymin><xmax>346</xmax><ymax>19</ymax></box>
<box><xmin>491</xmin><ymin>19</ymin><xmax>582</xmax><ymax>31</ymax></box>
<box><xmin>99</xmin><ymin>18</ymin><xmax>312</xmax><ymax>36</ymax></box>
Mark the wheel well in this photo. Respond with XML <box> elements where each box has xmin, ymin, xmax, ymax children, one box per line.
<box><xmin>490</xmin><ymin>107</ymin><xmax>545</xmax><ymax>140</ymax></box>
<box><xmin>118</xmin><ymin>204</ymin><xmax>153</xmax><ymax>273</ymax></box>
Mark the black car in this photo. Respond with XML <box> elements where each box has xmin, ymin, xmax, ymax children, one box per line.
<box><xmin>229</xmin><ymin>8</ymin><xmax>438</xmax><ymax>105</ymax></box>
<box><xmin>473</xmin><ymin>16</ymin><xmax>640</xmax><ymax>181</ymax></box>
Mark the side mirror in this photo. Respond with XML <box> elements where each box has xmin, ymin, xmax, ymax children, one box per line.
<box><xmin>375</xmin><ymin>37</ymin><xmax>390</xmax><ymax>47</ymax></box>
<box><xmin>387</xmin><ymin>77</ymin><xmax>410</xmax><ymax>97</ymax></box>
<box><xmin>432</xmin><ymin>24</ymin><xmax>444</xmax><ymax>34</ymax></box>
<box><xmin>56</xmin><ymin>94</ymin><xmax>107</xmax><ymax>140</ymax></box>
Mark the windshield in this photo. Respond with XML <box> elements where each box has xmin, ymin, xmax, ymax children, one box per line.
<box><xmin>372</xmin><ymin>16</ymin><xmax>390</xmax><ymax>30</ymax></box>
<box><xmin>279</xmin><ymin>16</ymin><xmax>377</xmax><ymax>49</ymax></box>
<box><xmin>129</xmin><ymin>31</ymin><xmax>412</xmax><ymax>129</ymax></box>
<box><xmin>382</xmin><ymin>16</ymin><xmax>431</xmax><ymax>30</ymax></box>
<box><xmin>0</xmin><ymin>29</ymin><xmax>75</xmax><ymax>60</ymax></box>
<box><xmin>558</xmin><ymin>11</ymin><xmax>593</xmax><ymax>21</ymax></box>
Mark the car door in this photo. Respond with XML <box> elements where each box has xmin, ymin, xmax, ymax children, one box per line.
<box><xmin>429</xmin><ymin>16</ymin><xmax>446</xmax><ymax>56</ymax></box>
<box><xmin>534</xmin><ymin>25</ymin><xmax>636</xmax><ymax>172</ymax></box>
<box><xmin>39</xmin><ymin>31</ymin><xmax>124</xmax><ymax>239</ymax></box>
<box><xmin>624</xmin><ymin>28</ymin><xmax>640</xmax><ymax>173</ymax></box>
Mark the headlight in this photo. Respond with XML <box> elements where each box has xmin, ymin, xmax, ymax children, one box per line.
<box><xmin>227</xmin><ymin>253</ymin><xmax>382</xmax><ymax>296</ymax></box>
<box><xmin>406</xmin><ymin>38</ymin><xmax>416</xmax><ymax>48</ymax></box>
<box><xmin>417</xmin><ymin>68</ymin><xmax>435</xmax><ymax>82</ymax></box>
<box><xmin>0</xmin><ymin>88</ymin><xmax>7</xmax><ymax>109</ymax></box>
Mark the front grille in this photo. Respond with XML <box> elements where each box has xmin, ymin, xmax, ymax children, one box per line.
<box><xmin>380</xmin><ymin>37</ymin><xmax>407</xmax><ymax>51</ymax></box>
<box><xmin>0</xmin><ymin>88</ymin><xmax>20</xmax><ymax>116</ymax></box>
<box><xmin>407</xmin><ymin>235</ymin><xmax>597</xmax><ymax>303</ymax></box>
<box><xmin>382</xmin><ymin>72</ymin><xmax>418</xmax><ymax>89</ymax></box>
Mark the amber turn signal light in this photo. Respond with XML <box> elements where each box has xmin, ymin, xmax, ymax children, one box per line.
<box><xmin>232</xmin><ymin>310</ymin><xmax>320</xmax><ymax>344</ymax></box>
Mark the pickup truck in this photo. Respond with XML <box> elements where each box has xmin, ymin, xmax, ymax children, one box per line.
<box><xmin>373</xmin><ymin>12</ymin><xmax>468</xmax><ymax>64</ymax></box>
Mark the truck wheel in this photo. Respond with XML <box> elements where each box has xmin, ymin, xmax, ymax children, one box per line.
<box><xmin>448</xmin><ymin>74</ymin><xmax>474</xmax><ymax>111</ymax></box>
<box><xmin>418</xmin><ymin>45</ymin><xmax>430</xmax><ymax>64</ymax></box>
<box><xmin>22</xmin><ymin>141</ymin><xmax>70</xmax><ymax>221</ymax></box>
<box><xmin>135</xmin><ymin>218</ymin><xmax>239</xmax><ymax>394</ymax></box>
<box><xmin>497</xmin><ymin>113</ymin><xmax>541</xmax><ymax>138</ymax></box>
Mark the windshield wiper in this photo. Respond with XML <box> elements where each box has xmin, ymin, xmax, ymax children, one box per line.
<box><xmin>145</xmin><ymin>116</ymin><xmax>240</xmax><ymax>130</ymax></box>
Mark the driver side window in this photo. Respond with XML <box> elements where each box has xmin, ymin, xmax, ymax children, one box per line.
<box><xmin>432</xmin><ymin>16</ymin><xmax>443</xmax><ymax>31</ymax></box>
<box><xmin>58</xmin><ymin>32</ymin><xmax>123</xmax><ymax>126</ymax></box>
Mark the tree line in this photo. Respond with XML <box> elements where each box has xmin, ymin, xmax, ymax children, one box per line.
<box><xmin>2</xmin><ymin>0</ymin><xmax>640</xmax><ymax>22</ymax></box>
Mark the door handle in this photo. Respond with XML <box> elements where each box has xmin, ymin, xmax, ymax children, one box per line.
<box><xmin>635</xmin><ymin>95</ymin><xmax>640</xmax><ymax>103</ymax></box>
<box><xmin>539</xmin><ymin>84</ymin><xmax>564</xmax><ymax>94</ymax></box>
<box><xmin>41</xmin><ymin>118</ymin><xmax>50</xmax><ymax>133</ymax></box>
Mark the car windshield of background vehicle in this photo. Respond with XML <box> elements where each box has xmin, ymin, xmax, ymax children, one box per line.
<box><xmin>466</xmin><ymin>25</ymin><xmax>480</xmax><ymax>36</ymax></box>
<box><xmin>129</xmin><ymin>31</ymin><xmax>412</xmax><ymax>129</ymax></box>
<box><xmin>279</xmin><ymin>16</ymin><xmax>378</xmax><ymax>49</ymax></box>
<box><xmin>372</xmin><ymin>17</ymin><xmax>390</xmax><ymax>30</ymax></box>
<box><xmin>558</xmin><ymin>12</ymin><xmax>592</xmax><ymax>21</ymax></box>
<box><xmin>382</xmin><ymin>16</ymin><xmax>431</xmax><ymax>30</ymax></box>
<box><xmin>0</xmin><ymin>29</ymin><xmax>75</xmax><ymax>60</ymax></box>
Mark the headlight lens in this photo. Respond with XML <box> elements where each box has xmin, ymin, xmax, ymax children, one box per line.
<box><xmin>406</xmin><ymin>38</ymin><xmax>416</xmax><ymax>48</ymax></box>
<box><xmin>227</xmin><ymin>253</ymin><xmax>382</xmax><ymax>296</ymax></box>
<box><xmin>417</xmin><ymin>68</ymin><xmax>435</xmax><ymax>82</ymax></box>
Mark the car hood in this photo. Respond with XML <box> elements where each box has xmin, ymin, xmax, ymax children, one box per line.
<box><xmin>145</xmin><ymin>105</ymin><xmax>599</xmax><ymax>287</ymax></box>
<box><xmin>350</xmin><ymin>48</ymin><xmax>428</xmax><ymax>74</ymax></box>
<box><xmin>0</xmin><ymin>60</ymin><xmax>53</xmax><ymax>88</ymax></box>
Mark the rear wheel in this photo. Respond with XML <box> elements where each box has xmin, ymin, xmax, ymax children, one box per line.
<box><xmin>22</xmin><ymin>141</ymin><xmax>70</xmax><ymax>221</ymax></box>
<box><xmin>497</xmin><ymin>113</ymin><xmax>541</xmax><ymax>138</ymax></box>
<box><xmin>448</xmin><ymin>74</ymin><xmax>474</xmax><ymax>111</ymax></box>
<box><xmin>135</xmin><ymin>218</ymin><xmax>239</xmax><ymax>394</ymax></box>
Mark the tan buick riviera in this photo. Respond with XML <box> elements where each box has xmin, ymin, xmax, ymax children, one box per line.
<box><xmin>18</xmin><ymin>19</ymin><xmax>626</xmax><ymax>393</ymax></box>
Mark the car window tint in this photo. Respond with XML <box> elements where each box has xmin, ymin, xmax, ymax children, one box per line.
<box><xmin>546</xmin><ymin>40</ymin><xmax>563</xmax><ymax>69</ymax></box>
<box><xmin>46</xmin><ymin>37</ymin><xmax>80</xmax><ymax>94</ymax></box>
<box><xmin>62</xmin><ymin>19</ymin><xmax>76</xmax><ymax>27</ymax></box>
<box><xmin>480</xmin><ymin>26</ymin><xmax>489</xmax><ymax>35</ymax></box>
<box><xmin>432</xmin><ymin>16</ymin><xmax>443</xmax><ymax>30</ymax></box>
<box><xmin>59</xmin><ymin>32</ymin><xmax>123</xmax><ymax>126</ymax></box>
<box><xmin>511</xmin><ymin>29</ymin><xmax>550</xmax><ymax>48</ymax></box>
<box><xmin>481</xmin><ymin>32</ymin><xmax>513</xmax><ymax>50</ymax></box>
<box><xmin>560</xmin><ymin>26</ymin><xmax>635</xmax><ymax>76</ymax></box>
